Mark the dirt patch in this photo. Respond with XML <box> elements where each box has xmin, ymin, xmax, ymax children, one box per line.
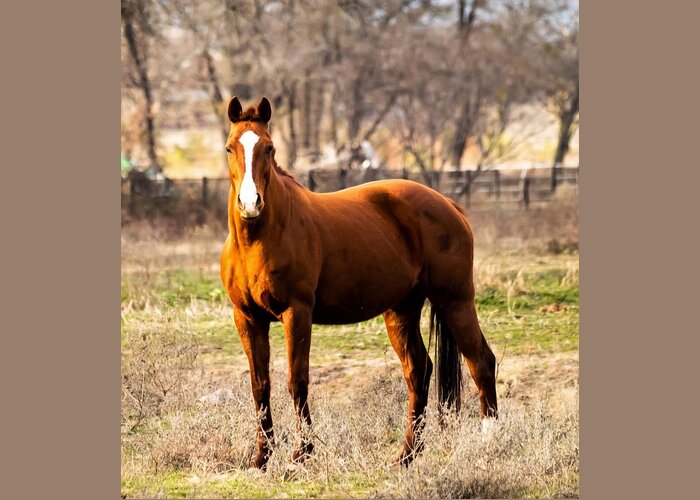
<box><xmin>198</xmin><ymin>349</ymin><xmax>577</xmax><ymax>412</ymax></box>
<box><xmin>496</xmin><ymin>351</ymin><xmax>579</xmax><ymax>409</ymax></box>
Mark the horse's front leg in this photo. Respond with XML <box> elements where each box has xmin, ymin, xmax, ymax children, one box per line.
<box><xmin>281</xmin><ymin>302</ymin><xmax>314</xmax><ymax>463</ymax></box>
<box><xmin>233</xmin><ymin>306</ymin><xmax>274</xmax><ymax>469</ymax></box>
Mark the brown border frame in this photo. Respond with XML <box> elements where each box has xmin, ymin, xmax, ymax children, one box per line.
<box><xmin>3</xmin><ymin>1</ymin><xmax>699</xmax><ymax>498</ymax></box>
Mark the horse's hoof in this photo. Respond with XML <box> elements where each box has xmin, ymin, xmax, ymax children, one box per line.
<box><xmin>398</xmin><ymin>454</ymin><xmax>413</xmax><ymax>468</ymax></box>
<box><xmin>389</xmin><ymin>449</ymin><xmax>414</xmax><ymax>468</ymax></box>
<box><xmin>291</xmin><ymin>440</ymin><xmax>314</xmax><ymax>463</ymax></box>
<box><xmin>393</xmin><ymin>440</ymin><xmax>426</xmax><ymax>468</ymax></box>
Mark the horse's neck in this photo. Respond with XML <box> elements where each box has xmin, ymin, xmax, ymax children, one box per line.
<box><xmin>229</xmin><ymin>169</ymin><xmax>292</xmax><ymax>247</ymax></box>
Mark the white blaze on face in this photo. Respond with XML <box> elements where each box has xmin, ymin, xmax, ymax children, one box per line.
<box><xmin>238</xmin><ymin>130</ymin><xmax>260</xmax><ymax>206</ymax></box>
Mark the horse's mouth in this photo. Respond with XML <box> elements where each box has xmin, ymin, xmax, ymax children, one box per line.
<box><xmin>239</xmin><ymin>209</ymin><xmax>262</xmax><ymax>220</ymax></box>
<box><xmin>238</xmin><ymin>196</ymin><xmax>264</xmax><ymax>220</ymax></box>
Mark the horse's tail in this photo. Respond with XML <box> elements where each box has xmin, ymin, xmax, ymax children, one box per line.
<box><xmin>430</xmin><ymin>304</ymin><xmax>462</xmax><ymax>412</ymax></box>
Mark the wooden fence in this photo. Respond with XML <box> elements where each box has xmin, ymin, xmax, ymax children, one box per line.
<box><xmin>121</xmin><ymin>166</ymin><xmax>578</xmax><ymax>222</ymax></box>
<box><xmin>306</xmin><ymin>166</ymin><xmax>579</xmax><ymax>208</ymax></box>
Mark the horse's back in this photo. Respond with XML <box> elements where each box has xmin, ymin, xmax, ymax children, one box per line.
<box><xmin>321</xmin><ymin>179</ymin><xmax>473</xmax><ymax>250</ymax></box>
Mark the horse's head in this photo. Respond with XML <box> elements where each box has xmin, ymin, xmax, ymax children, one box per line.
<box><xmin>225</xmin><ymin>96</ymin><xmax>276</xmax><ymax>220</ymax></box>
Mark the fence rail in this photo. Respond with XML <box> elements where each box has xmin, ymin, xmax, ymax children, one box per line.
<box><xmin>122</xmin><ymin>166</ymin><xmax>578</xmax><ymax>223</ymax></box>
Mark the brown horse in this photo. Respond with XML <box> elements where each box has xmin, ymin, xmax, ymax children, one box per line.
<box><xmin>220</xmin><ymin>97</ymin><xmax>497</xmax><ymax>469</ymax></box>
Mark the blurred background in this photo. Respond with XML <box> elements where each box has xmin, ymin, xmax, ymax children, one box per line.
<box><xmin>121</xmin><ymin>0</ymin><xmax>578</xmax><ymax>232</ymax></box>
<box><xmin>121</xmin><ymin>3</ymin><xmax>580</xmax><ymax>496</ymax></box>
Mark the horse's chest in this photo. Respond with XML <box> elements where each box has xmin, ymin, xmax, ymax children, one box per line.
<box><xmin>230</xmin><ymin>263</ymin><xmax>292</xmax><ymax>318</ymax></box>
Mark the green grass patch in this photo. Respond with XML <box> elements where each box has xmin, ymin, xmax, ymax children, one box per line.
<box><xmin>122</xmin><ymin>268</ymin><xmax>227</xmax><ymax>307</ymax></box>
<box><xmin>122</xmin><ymin>255</ymin><xmax>578</xmax><ymax>359</ymax></box>
<box><xmin>121</xmin><ymin>471</ymin><xmax>383</xmax><ymax>499</ymax></box>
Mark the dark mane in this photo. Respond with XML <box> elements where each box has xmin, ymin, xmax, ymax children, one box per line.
<box><xmin>233</xmin><ymin>106</ymin><xmax>266</xmax><ymax>123</ymax></box>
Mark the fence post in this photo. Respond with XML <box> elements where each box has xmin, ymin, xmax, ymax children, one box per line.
<box><xmin>194</xmin><ymin>176</ymin><xmax>208</xmax><ymax>225</ymax></box>
<box><xmin>494</xmin><ymin>170</ymin><xmax>501</xmax><ymax>200</ymax></box>
<box><xmin>464</xmin><ymin>170</ymin><xmax>472</xmax><ymax>208</ymax></box>
<box><xmin>523</xmin><ymin>177</ymin><xmax>531</xmax><ymax>209</ymax></box>
<box><xmin>129</xmin><ymin>176</ymin><xmax>136</xmax><ymax>216</ymax></box>
<box><xmin>551</xmin><ymin>165</ymin><xmax>558</xmax><ymax>191</ymax></box>
<box><xmin>202</xmin><ymin>176</ymin><xmax>209</xmax><ymax>208</ymax></box>
<box><xmin>433</xmin><ymin>170</ymin><xmax>442</xmax><ymax>191</ymax></box>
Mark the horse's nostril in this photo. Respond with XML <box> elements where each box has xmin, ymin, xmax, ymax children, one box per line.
<box><xmin>255</xmin><ymin>193</ymin><xmax>262</xmax><ymax>208</ymax></box>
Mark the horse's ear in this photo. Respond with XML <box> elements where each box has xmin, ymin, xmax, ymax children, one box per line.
<box><xmin>227</xmin><ymin>97</ymin><xmax>242</xmax><ymax>122</ymax></box>
<box><xmin>257</xmin><ymin>97</ymin><xmax>272</xmax><ymax>123</ymax></box>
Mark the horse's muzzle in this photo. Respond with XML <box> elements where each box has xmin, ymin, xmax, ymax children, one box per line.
<box><xmin>238</xmin><ymin>193</ymin><xmax>264</xmax><ymax>220</ymax></box>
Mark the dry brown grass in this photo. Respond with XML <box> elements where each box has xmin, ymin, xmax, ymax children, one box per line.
<box><xmin>121</xmin><ymin>336</ymin><xmax>578</xmax><ymax>498</ymax></box>
<box><xmin>468</xmin><ymin>189</ymin><xmax>579</xmax><ymax>254</ymax></box>
<box><xmin>121</xmin><ymin>301</ymin><xmax>578</xmax><ymax>498</ymax></box>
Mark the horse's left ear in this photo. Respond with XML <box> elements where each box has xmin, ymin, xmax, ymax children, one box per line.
<box><xmin>257</xmin><ymin>97</ymin><xmax>272</xmax><ymax>123</ymax></box>
<box><xmin>228</xmin><ymin>97</ymin><xmax>242</xmax><ymax>122</ymax></box>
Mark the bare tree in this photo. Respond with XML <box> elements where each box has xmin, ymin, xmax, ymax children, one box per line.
<box><xmin>122</xmin><ymin>0</ymin><xmax>160</xmax><ymax>169</ymax></box>
<box><xmin>546</xmin><ymin>20</ymin><xmax>579</xmax><ymax>167</ymax></box>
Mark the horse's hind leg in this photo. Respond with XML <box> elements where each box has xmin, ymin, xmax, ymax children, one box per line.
<box><xmin>442</xmin><ymin>300</ymin><xmax>498</xmax><ymax>419</ymax></box>
<box><xmin>383</xmin><ymin>289</ymin><xmax>432</xmax><ymax>466</ymax></box>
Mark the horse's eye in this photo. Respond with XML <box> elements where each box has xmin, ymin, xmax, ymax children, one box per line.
<box><xmin>225</xmin><ymin>146</ymin><xmax>232</xmax><ymax>154</ymax></box>
<box><xmin>265</xmin><ymin>145</ymin><xmax>273</xmax><ymax>154</ymax></box>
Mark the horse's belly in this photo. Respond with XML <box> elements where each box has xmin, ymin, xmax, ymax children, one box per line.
<box><xmin>312</xmin><ymin>265</ymin><xmax>417</xmax><ymax>324</ymax></box>
<box><xmin>311</xmin><ymin>302</ymin><xmax>393</xmax><ymax>325</ymax></box>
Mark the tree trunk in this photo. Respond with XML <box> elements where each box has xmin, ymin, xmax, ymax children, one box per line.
<box><xmin>122</xmin><ymin>9</ymin><xmax>158</xmax><ymax>170</ymax></box>
<box><xmin>348</xmin><ymin>77</ymin><xmax>364</xmax><ymax>143</ymax></box>
<box><xmin>302</xmin><ymin>69</ymin><xmax>312</xmax><ymax>150</ymax></box>
<box><xmin>552</xmin><ymin>82</ymin><xmax>579</xmax><ymax>167</ymax></box>
<box><xmin>449</xmin><ymin>84</ymin><xmax>481</xmax><ymax>169</ymax></box>
<box><xmin>329</xmin><ymin>88</ymin><xmax>339</xmax><ymax>147</ymax></box>
<box><xmin>202</xmin><ymin>49</ymin><xmax>228</xmax><ymax>143</ymax></box>
<box><xmin>311</xmin><ymin>81</ymin><xmax>324</xmax><ymax>153</ymax></box>
<box><xmin>458</xmin><ymin>0</ymin><xmax>480</xmax><ymax>44</ymax></box>
<box><xmin>287</xmin><ymin>83</ymin><xmax>298</xmax><ymax>170</ymax></box>
<box><xmin>449</xmin><ymin>1</ymin><xmax>483</xmax><ymax>169</ymax></box>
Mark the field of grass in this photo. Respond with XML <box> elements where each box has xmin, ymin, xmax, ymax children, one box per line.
<box><xmin>121</xmin><ymin>231</ymin><xmax>579</xmax><ymax>499</ymax></box>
